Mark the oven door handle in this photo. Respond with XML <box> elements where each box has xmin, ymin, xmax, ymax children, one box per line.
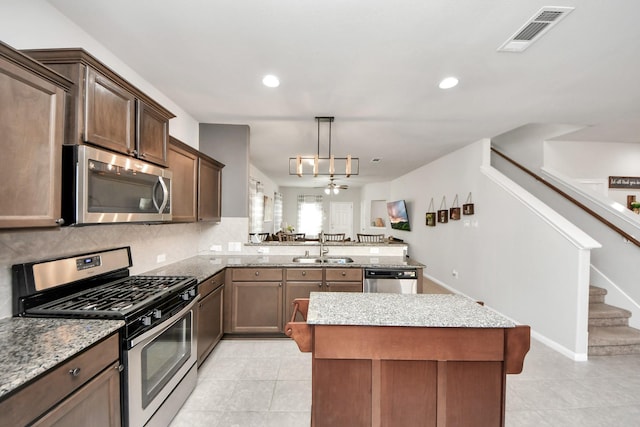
<box><xmin>129</xmin><ymin>295</ymin><xmax>199</xmax><ymax>348</ymax></box>
<box><xmin>152</xmin><ymin>177</ymin><xmax>169</xmax><ymax>214</ymax></box>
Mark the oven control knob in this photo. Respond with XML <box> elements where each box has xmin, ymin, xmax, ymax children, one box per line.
<box><xmin>141</xmin><ymin>315</ymin><xmax>152</xmax><ymax>326</ymax></box>
<box><xmin>180</xmin><ymin>292</ymin><xmax>190</xmax><ymax>301</ymax></box>
<box><xmin>189</xmin><ymin>288</ymin><xmax>197</xmax><ymax>297</ymax></box>
<box><xmin>153</xmin><ymin>309</ymin><xmax>162</xmax><ymax>319</ymax></box>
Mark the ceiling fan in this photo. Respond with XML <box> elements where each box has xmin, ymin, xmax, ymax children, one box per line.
<box><xmin>318</xmin><ymin>178</ymin><xmax>349</xmax><ymax>195</ymax></box>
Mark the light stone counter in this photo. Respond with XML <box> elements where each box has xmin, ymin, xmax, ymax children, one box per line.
<box><xmin>144</xmin><ymin>254</ymin><xmax>424</xmax><ymax>283</ymax></box>
<box><xmin>306</xmin><ymin>292</ymin><xmax>515</xmax><ymax>328</ymax></box>
<box><xmin>0</xmin><ymin>317</ymin><xmax>124</xmax><ymax>399</ymax></box>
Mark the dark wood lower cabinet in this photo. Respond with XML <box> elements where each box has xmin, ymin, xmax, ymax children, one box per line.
<box><xmin>230</xmin><ymin>281</ymin><xmax>283</xmax><ymax>333</ymax></box>
<box><xmin>197</xmin><ymin>272</ymin><xmax>224</xmax><ymax>366</ymax></box>
<box><xmin>32</xmin><ymin>361</ymin><xmax>121</xmax><ymax>427</ymax></box>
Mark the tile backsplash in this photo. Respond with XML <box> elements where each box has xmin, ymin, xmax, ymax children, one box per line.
<box><xmin>0</xmin><ymin>217</ymin><xmax>248</xmax><ymax>319</ymax></box>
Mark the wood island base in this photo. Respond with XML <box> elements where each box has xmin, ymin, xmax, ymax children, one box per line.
<box><xmin>286</xmin><ymin>298</ymin><xmax>530</xmax><ymax>427</ymax></box>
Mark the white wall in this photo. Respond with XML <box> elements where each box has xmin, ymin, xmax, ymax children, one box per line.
<box><xmin>545</xmin><ymin>140</ymin><xmax>640</xmax><ymax>206</ymax></box>
<box><xmin>0</xmin><ymin>0</ymin><xmax>199</xmax><ymax>146</ymax></box>
<box><xmin>492</xmin><ymin>123</ymin><xmax>584</xmax><ymax>172</ymax></box>
<box><xmin>386</xmin><ymin>139</ymin><xmax>598</xmax><ymax>359</ymax></box>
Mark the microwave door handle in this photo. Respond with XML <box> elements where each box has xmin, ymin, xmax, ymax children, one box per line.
<box><xmin>152</xmin><ymin>180</ymin><xmax>161</xmax><ymax>212</ymax></box>
<box><xmin>157</xmin><ymin>177</ymin><xmax>169</xmax><ymax>213</ymax></box>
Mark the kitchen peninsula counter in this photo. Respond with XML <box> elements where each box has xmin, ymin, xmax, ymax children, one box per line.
<box><xmin>144</xmin><ymin>254</ymin><xmax>424</xmax><ymax>283</ymax></box>
<box><xmin>286</xmin><ymin>292</ymin><xmax>530</xmax><ymax>427</ymax></box>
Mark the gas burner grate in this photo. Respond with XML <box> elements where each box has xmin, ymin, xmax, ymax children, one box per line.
<box><xmin>32</xmin><ymin>275</ymin><xmax>194</xmax><ymax>316</ymax></box>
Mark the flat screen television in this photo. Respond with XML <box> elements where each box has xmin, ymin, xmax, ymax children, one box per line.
<box><xmin>387</xmin><ymin>200</ymin><xmax>411</xmax><ymax>231</ymax></box>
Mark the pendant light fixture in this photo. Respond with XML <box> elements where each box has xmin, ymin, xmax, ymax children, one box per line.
<box><xmin>289</xmin><ymin>117</ymin><xmax>359</xmax><ymax>177</ymax></box>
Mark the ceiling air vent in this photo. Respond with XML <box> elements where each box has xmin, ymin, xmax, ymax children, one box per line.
<box><xmin>498</xmin><ymin>6</ymin><xmax>574</xmax><ymax>52</ymax></box>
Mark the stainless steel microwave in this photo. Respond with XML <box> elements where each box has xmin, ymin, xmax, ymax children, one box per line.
<box><xmin>62</xmin><ymin>145</ymin><xmax>172</xmax><ymax>225</ymax></box>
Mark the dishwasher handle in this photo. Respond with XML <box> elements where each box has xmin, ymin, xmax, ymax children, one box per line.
<box><xmin>364</xmin><ymin>268</ymin><xmax>417</xmax><ymax>279</ymax></box>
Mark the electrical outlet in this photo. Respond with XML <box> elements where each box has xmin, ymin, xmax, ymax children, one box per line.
<box><xmin>209</xmin><ymin>244</ymin><xmax>222</xmax><ymax>251</ymax></box>
<box><xmin>370</xmin><ymin>247</ymin><xmax>380</xmax><ymax>254</ymax></box>
<box><xmin>156</xmin><ymin>253</ymin><xmax>166</xmax><ymax>263</ymax></box>
<box><xmin>452</xmin><ymin>269</ymin><xmax>459</xmax><ymax>279</ymax></box>
<box><xmin>257</xmin><ymin>247</ymin><xmax>269</xmax><ymax>254</ymax></box>
<box><xmin>228</xmin><ymin>242</ymin><xmax>242</xmax><ymax>252</ymax></box>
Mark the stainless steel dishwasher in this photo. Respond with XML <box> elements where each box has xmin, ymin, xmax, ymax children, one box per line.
<box><xmin>363</xmin><ymin>268</ymin><xmax>418</xmax><ymax>294</ymax></box>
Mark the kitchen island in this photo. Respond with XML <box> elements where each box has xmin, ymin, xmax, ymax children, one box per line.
<box><xmin>286</xmin><ymin>293</ymin><xmax>530</xmax><ymax>427</ymax></box>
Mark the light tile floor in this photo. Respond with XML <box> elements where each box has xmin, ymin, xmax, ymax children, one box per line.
<box><xmin>170</xmin><ymin>338</ymin><xmax>640</xmax><ymax>427</ymax></box>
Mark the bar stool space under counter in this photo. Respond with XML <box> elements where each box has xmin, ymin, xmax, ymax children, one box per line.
<box><xmin>286</xmin><ymin>293</ymin><xmax>530</xmax><ymax>427</ymax></box>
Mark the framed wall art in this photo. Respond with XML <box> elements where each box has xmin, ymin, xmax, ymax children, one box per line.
<box><xmin>450</xmin><ymin>194</ymin><xmax>461</xmax><ymax>220</ymax></box>
<box><xmin>437</xmin><ymin>196</ymin><xmax>448</xmax><ymax>223</ymax></box>
<box><xmin>426</xmin><ymin>198</ymin><xmax>436</xmax><ymax>227</ymax></box>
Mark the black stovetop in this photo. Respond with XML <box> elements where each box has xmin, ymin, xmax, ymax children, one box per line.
<box><xmin>27</xmin><ymin>275</ymin><xmax>195</xmax><ymax>318</ymax></box>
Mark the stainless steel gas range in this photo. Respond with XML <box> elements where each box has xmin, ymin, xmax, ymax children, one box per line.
<box><xmin>13</xmin><ymin>247</ymin><xmax>198</xmax><ymax>427</ymax></box>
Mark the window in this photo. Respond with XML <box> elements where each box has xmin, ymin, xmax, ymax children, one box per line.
<box><xmin>249</xmin><ymin>179</ymin><xmax>264</xmax><ymax>233</ymax></box>
<box><xmin>297</xmin><ymin>195</ymin><xmax>323</xmax><ymax>238</ymax></box>
<box><xmin>273</xmin><ymin>192</ymin><xmax>283</xmax><ymax>232</ymax></box>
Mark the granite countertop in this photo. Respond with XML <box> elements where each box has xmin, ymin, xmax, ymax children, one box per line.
<box><xmin>306</xmin><ymin>292</ymin><xmax>516</xmax><ymax>328</ymax></box>
<box><xmin>144</xmin><ymin>255</ymin><xmax>424</xmax><ymax>283</ymax></box>
<box><xmin>0</xmin><ymin>318</ymin><xmax>124</xmax><ymax>400</ymax></box>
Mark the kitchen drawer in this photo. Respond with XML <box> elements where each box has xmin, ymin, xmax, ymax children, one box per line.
<box><xmin>232</xmin><ymin>268</ymin><xmax>283</xmax><ymax>281</ymax></box>
<box><xmin>0</xmin><ymin>332</ymin><xmax>119</xmax><ymax>427</ymax></box>
<box><xmin>199</xmin><ymin>271</ymin><xmax>224</xmax><ymax>297</ymax></box>
<box><xmin>286</xmin><ymin>268</ymin><xmax>323</xmax><ymax>281</ymax></box>
<box><xmin>325</xmin><ymin>268</ymin><xmax>363</xmax><ymax>282</ymax></box>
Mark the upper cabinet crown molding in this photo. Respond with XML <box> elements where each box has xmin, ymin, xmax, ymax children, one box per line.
<box><xmin>23</xmin><ymin>48</ymin><xmax>174</xmax><ymax>166</ymax></box>
<box><xmin>22</xmin><ymin>48</ymin><xmax>174</xmax><ymax>119</ymax></box>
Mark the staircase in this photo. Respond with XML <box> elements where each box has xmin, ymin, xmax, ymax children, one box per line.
<box><xmin>588</xmin><ymin>286</ymin><xmax>640</xmax><ymax>355</ymax></box>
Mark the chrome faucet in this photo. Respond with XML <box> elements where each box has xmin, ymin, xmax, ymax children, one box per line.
<box><xmin>319</xmin><ymin>231</ymin><xmax>329</xmax><ymax>257</ymax></box>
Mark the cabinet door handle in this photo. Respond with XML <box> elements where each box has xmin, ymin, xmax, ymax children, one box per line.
<box><xmin>318</xmin><ymin>283</ymin><xmax>322</xmax><ymax>288</ymax></box>
<box><xmin>69</xmin><ymin>368</ymin><xmax>81</xmax><ymax>377</ymax></box>
<box><xmin>278</xmin><ymin>283</ymin><xmax>282</xmax><ymax>287</ymax></box>
<box><xmin>55</xmin><ymin>218</ymin><xmax>65</xmax><ymax>225</ymax></box>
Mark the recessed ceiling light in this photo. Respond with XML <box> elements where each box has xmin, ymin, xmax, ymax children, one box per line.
<box><xmin>438</xmin><ymin>77</ymin><xmax>459</xmax><ymax>89</ymax></box>
<box><xmin>262</xmin><ymin>74</ymin><xmax>280</xmax><ymax>88</ymax></box>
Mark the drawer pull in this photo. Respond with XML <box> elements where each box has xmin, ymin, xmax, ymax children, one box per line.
<box><xmin>255</xmin><ymin>271</ymin><xmax>260</xmax><ymax>276</ymax></box>
<box><xmin>341</xmin><ymin>271</ymin><xmax>346</xmax><ymax>276</ymax></box>
<box><xmin>69</xmin><ymin>368</ymin><xmax>81</xmax><ymax>377</ymax></box>
<box><xmin>302</xmin><ymin>271</ymin><xmax>307</xmax><ymax>276</ymax></box>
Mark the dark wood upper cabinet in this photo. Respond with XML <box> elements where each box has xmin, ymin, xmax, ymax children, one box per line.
<box><xmin>167</xmin><ymin>137</ymin><xmax>198</xmax><ymax>222</ymax></box>
<box><xmin>85</xmin><ymin>67</ymin><xmax>135</xmax><ymax>155</ymax></box>
<box><xmin>137</xmin><ymin>100</ymin><xmax>168</xmax><ymax>166</ymax></box>
<box><xmin>0</xmin><ymin>41</ymin><xmax>70</xmax><ymax>228</ymax></box>
<box><xmin>198</xmin><ymin>154</ymin><xmax>224</xmax><ymax>222</ymax></box>
<box><xmin>23</xmin><ymin>48</ymin><xmax>174</xmax><ymax>167</ymax></box>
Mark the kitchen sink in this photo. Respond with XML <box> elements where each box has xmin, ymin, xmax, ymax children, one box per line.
<box><xmin>292</xmin><ymin>257</ymin><xmax>323</xmax><ymax>264</ymax></box>
<box><xmin>292</xmin><ymin>256</ymin><xmax>354</xmax><ymax>264</ymax></box>
<box><xmin>322</xmin><ymin>257</ymin><xmax>354</xmax><ymax>264</ymax></box>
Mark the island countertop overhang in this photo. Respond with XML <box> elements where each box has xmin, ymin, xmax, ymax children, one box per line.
<box><xmin>306</xmin><ymin>292</ymin><xmax>516</xmax><ymax>328</ymax></box>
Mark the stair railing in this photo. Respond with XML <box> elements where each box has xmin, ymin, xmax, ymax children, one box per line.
<box><xmin>491</xmin><ymin>146</ymin><xmax>640</xmax><ymax>248</ymax></box>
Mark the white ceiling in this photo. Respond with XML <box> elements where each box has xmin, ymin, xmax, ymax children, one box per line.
<box><xmin>47</xmin><ymin>0</ymin><xmax>640</xmax><ymax>188</ymax></box>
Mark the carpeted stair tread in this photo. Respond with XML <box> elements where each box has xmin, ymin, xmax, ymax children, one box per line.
<box><xmin>589</xmin><ymin>303</ymin><xmax>631</xmax><ymax>319</ymax></box>
<box><xmin>589</xmin><ymin>286</ymin><xmax>607</xmax><ymax>303</ymax></box>
<box><xmin>589</xmin><ymin>326</ymin><xmax>640</xmax><ymax>346</ymax></box>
